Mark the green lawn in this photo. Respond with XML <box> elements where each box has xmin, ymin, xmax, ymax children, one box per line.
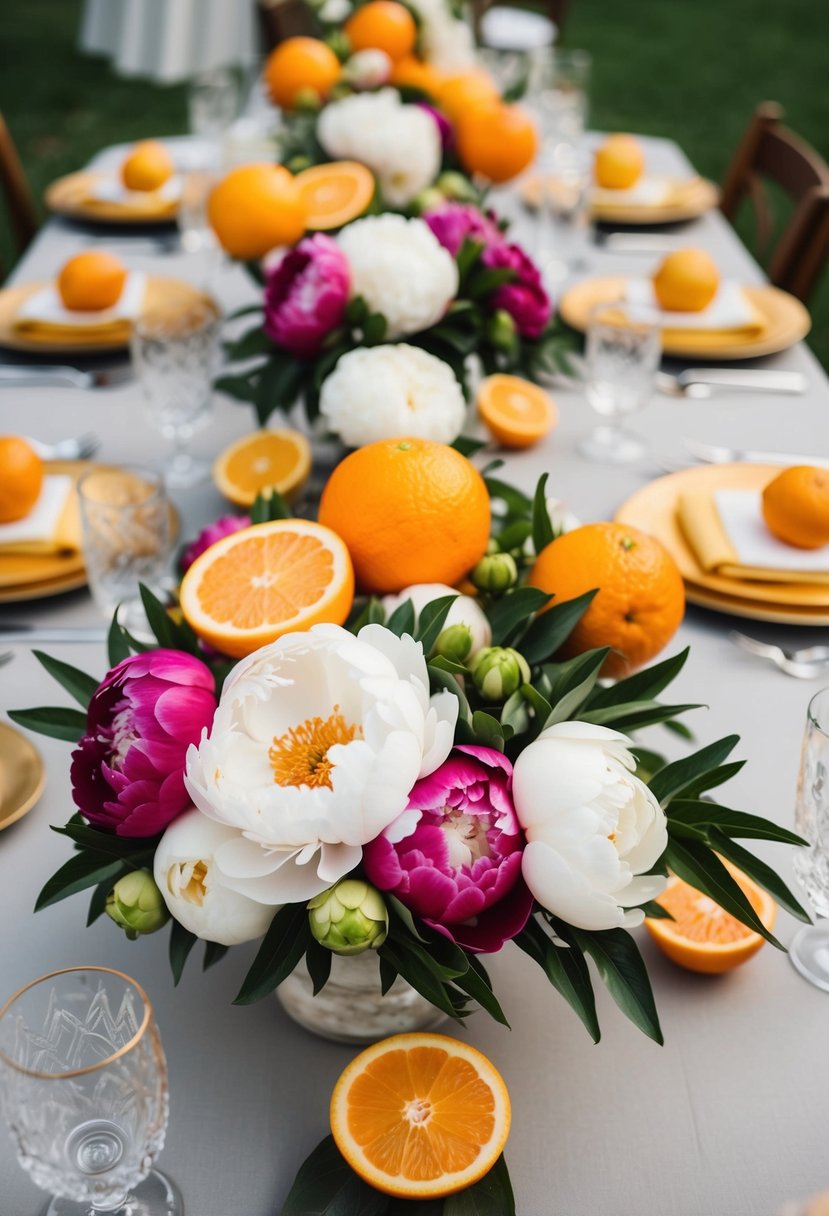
<box><xmin>1</xmin><ymin>0</ymin><xmax>827</xmax><ymax>365</ymax></box>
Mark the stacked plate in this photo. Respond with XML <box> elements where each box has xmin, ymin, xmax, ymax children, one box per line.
<box><xmin>0</xmin><ymin>460</ymin><xmax>88</xmax><ymax>603</ymax></box>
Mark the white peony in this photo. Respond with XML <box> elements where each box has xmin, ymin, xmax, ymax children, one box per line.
<box><xmin>381</xmin><ymin>583</ymin><xmax>491</xmax><ymax>656</ymax></box>
<box><xmin>153</xmin><ymin>810</ymin><xmax>275</xmax><ymax>945</ymax></box>
<box><xmin>343</xmin><ymin>49</ymin><xmax>393</xmax><ymax>90</ymax></box>
<box><xmin>184</xmin><ymin>623</ymin><xmax>458</xmax><ymax>905</ymax></box>
<box><xmin>337</xmin><ymin>213</ymin><xmax>459</xmax><ymax>338</ymax></box>
<box><xmin>317</xmin><ymin>89</ymin><xmax>441</xmax><ymax>206</ymax></box>
<box><xmin>408</xmin><ymin>0</ymin><xmax>477</xmax><ymax>72</ymax></box>
<box><xmin>319</xmin><ymin>344</ymin><xmax>466</xmax><ymax>446</ymax></box>
<box><xmin>512</xmin><ymin>722</ymin><xmax>668</xmax><ymax>930</ymax></box>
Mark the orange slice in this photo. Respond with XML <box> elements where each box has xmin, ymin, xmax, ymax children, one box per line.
<box><xmin>477</xmin><ymin>374</ymin><xmax>557</xmax><ymax>449</ymax></box>
<box><xmin>330</xmin><ymin>1032</ymin><xmax>511</xmax><ymax>1200</ymax></box>
<box><xmin>179</xmin><ymin>519</ymin><xmax>354</xmax><ymax>658</ymax></box>
<box><xmin>294</xmin><ymin>161</ymin><xmax>376</xmax><ymax>231</ymax></box>
<box><xmin>212</xmin><ymin>429</ymin><xmax>312</xmax><ymax>508</ymax></box>
<box><xmin>645</xmin><ymin>865</ymin><xmax>776</xmax><ymax>974</ymax></box>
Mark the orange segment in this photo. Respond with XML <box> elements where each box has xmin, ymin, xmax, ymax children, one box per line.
<box><xmin>179</xmin><ymin>519</ymin><xmax>354</xmax><ymax>658</ymax></box>
<box><xmin>294</xmin><ymin>161</ymin><xmax>375</xmax><ymax>230</ymax></box>
<box><xmin>212</xmin><ymin>429</ymin><xmax>312</xmax><ymax>508</ymax></box>
<box><xmin>645</xmin><ymin>865</ymin><xmax>776</xmax><ymax>974</ymax></box>
<box><xmin>477</xmin><ymin>374</ymin><xmax>557</xmax><ymax>449</ymax></box>
<box><xmin>330</xmin><ymin>1033</ymin><xmax>510</xmax><ymax>1199</ymax></box>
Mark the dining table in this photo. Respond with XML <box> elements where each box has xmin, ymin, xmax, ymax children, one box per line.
<box><xmin>1</xmin><ymin>131</ymin><xmax>829</xmax><ymax>1216</ymax></box>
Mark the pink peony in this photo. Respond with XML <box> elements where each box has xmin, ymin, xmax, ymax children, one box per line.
<box><xmin>363</xmin><ymin>745</ymin><xmax>533</xmax><ymax>952</ymax></box>
<box><xmin>264</xmin><ymin>233</ymin><xmax>350</xmax><ymax>357</ymax></box>
<box><xmin>71</xmin><ymin>651</ymin><xmax>217</xmax><ymax>838</ymax></box>
<box><xmin>422</xmin><ymin>202</ymin><xmax>503</xmax><ymax>257</ymax></box>
<box><xmin>482</xmin><ymin>241</ymin><xmax>552</xmax><ymax>338</ymax></box>
<box><xmin>180</xmin><ymin>515</ymin><xmax>250</xmax><ymax>573</ymax></box>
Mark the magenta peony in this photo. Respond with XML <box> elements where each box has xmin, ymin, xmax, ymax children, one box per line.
<box><xmin>71</xmin><ymin>651</ymin><xmax>218</xmax><ymax>838</ymax></box>
<box><xmin>482</xmin><ymin>241</ymin><xmax>552</xmax><ymax>338</ymax></box>
<box><xmin>263</xmin><ymin>233</ymin><xmax>350</xmax><ymax>357</ymax></box>
<box><xmin>422</xmin><ymin>201</ymin><xmax>503</xmax><ymax>257</ymax></box>
<box><xmin>180</xmin><ymin>515</ymin><xmax>250</xmax><ymax>573</ymax></box>
<box><xmin>415</xmin><ymin>102</ymin><xmax>454</xmax><ymax>150</ymax></box>
<box><xmin>363</xmin><ymin>744</ymin><xmax>532</xmax><ymax>952</ymax></box>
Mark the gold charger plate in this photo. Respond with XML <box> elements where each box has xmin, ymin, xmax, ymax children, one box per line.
<box><xmin>0</xmin><ymin>722</ymin><xmax>46</xmax><ymax>831</ymax></box>
<box><xmin>45</xmin><ymin>171</ymin><xmax>178</xmax><ymax>224</ymax></box>
<box><xmin>559</xmin><ymin>275</ymin><xmax>811</xmax><ymax>360</ymax></box>
<box><xmin>0</xmin><ymin>277</ymin><xmax>214</xmax><ymax>355</ymax></box>
<box><xmin>615</xmin><ymin>463</ymin><xmax>829</xmax><ymax>625</ymax></box>
<box><xmin>0</xmin><ymin>459</ymin><xmax>89</xmax><ymax>596</ymax></box>
<box><xmin>522</xmin><ymin>174</ymin><xmax>720</xmax><ymax>225</ymax></box>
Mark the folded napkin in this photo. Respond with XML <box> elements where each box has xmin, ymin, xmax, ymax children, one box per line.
<box><xmin>14</xmin><ymin>272</ymin><xmax>146</xmax><ymax>342</ymax></box>
<box><xmin>591</xmin><ymin>176</ymin><xmax>672</xmax><ymax>207</ymax></box>
<box><xmin>624</xmin><ymin>278</ymin><xmax>763</xmax><ymax>332</ymax></box>
<box><xmin>678</xmin><ymin>488</ymin><xmax>829</xmax><ymax>585</ymax></box>
<box><xmin>87</xmin><ymin>175</ymin><xmax>182</xmax><ymax>207</ymax></box>
<box><xmin>0</xmin><ymin>476</ymin><xmax>81</xmax><ymax>556</ymax></box>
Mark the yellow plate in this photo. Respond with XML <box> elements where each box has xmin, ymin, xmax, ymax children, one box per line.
<box><xmin>559</xmin><ymin>275</ymin><xmax>811</xmax><ymax>360</ymax></box>
<box><xmin>45</xmin><ymin>171</ymin><xmax>178</xmax><ymax>224</ymax></box>
<box><xmin>522</xmin><ymin>174</ymin><xmax>720</xmax><ymax>225</ymax></box>
<box><xmin>615</xmin><ymin>463</ymin><xmax>829</xmax><ymax>623</ymax></box>
<box><xmin>0</xmin><ymin>722</ymin><xmax>46</xmax><ymax>831</ymax></box>
<box><xmin>0</xmin><ymin>277</ymin><xmax>215</xmax><ymax>355</ymax></box>
<box><xmin>0</xmin><ymin>459</ymin><xmax>89</xmax><ymax>595</ymax></box>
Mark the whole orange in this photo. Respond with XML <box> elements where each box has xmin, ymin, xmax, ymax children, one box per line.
<box><xmin>345</xmin><ymin>1</ymin><xmax>416</xmax><ymax>61</ymax></box>
<box><xmin>317</xmin><ymin>437</ymin><xmax>491</xmax><ymax>593</ymax></box>
<box><xmin>594</xmin><ymin>134</ymin><xmax>645</xmax><ymax>190</ymax></box>
<box><xmin>435</xmin><ymin>69</ymin><xmax>499</xmax><ymax>122</ymax></box>
<box><xmin>121</xmin><ymin>140</ymin><xmax>174</xmax><ymax>192</ymax></box>
<box><xmin>57</xmin><ymin>251</ymin><xmax>128</xmax><ymax>312</ymax></box>
<box><xmin>527</xmin><ymin>522</ymin><xmax>685</xmax><ymax>678</ymax></box>
<box><xmin>264</xmin><ymin>37</ymin><xmax>341</xmax><ymax>109</ymax></box>
<box><xmin>456</xmin><ymin>103</ymin><xmax>538</xmax><ymax>183</ymax></box>
<box><xmin>390</xmin><ymin>55</ymin><xmax>443</xmax><ymax>97</ymax></box>
<box><xmin>0</xmin><ymin>436</ymin><xmax>44</xmax><ymax>523</ymax></box>
<box><xmin>653</xmin><ymin>248</ymin><xmax>720</xmax><ymax>312</ymax></box>
<box><xmin>762</xmin><ymin>466</ymin><xmax>829</xmax><ymax>549</ymax></box>
<box><xmin>207</xmin><ymin>164</ymin><xmax>306</xmax><ymax>260</ymax></box>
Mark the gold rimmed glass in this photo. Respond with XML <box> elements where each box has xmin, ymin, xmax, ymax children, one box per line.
<box><xmin>0</xmin><ymin>966</ymin><xmax>181</xmax><ymax>1215</ymax></box>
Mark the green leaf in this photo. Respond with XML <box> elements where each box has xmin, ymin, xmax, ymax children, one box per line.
<box><xmin>705</xmin><ymin>829</ymin><xmax>811</xmax><ymax>924</ymax></box>
<box><xmin>280</xmin><ymin>1135</ymin><xmax>389</xmax><ymax>1216</ymax></box>
<box><xmin>243</xmin><ymin>259</ymin><xmax>265</xmax><ymax>286</ymax></box>
<box><xmin>518</xmin><ymin>590</ymin><xmax>597</xmax><ymax>666</ymax></box>
<box><xmin>569</xmin><ymin>925</ymin><xmax>663</xmax><ymax>1044</ymax></box>
<box><xmin>379</xmin><ymin>955</ymin><xmax>398</xmax><ymax>997</ymax></box>
<box><xmin>345</xmin><ymin>295</ymin><xmax>369</xmax><ymax>326</ymax></box>
<box><xmin>452</xmin><ymin>435</ymin><xmax>488</xmax><ymax>458</ymax></box>
<box><xmin>664</xmin><ymin>718</ymin><xmax>694</xmax><ymax>741</ymax></box>
<box><xmin>169</xmin><ymin>921</ymin><xmax>198</xmax><ymax>986</ymax></box>
<box><xmin>385</xmin><ymin>599</ymin><xmax>415</xmax><ymax>638</ymax></box>
<box><xmin>250</xmin><ymin>489</ymin><xmax>291</xmax><ymax>523</ymax></box>
<box><xmin>665</xmin><ymin>838</ymin><xmax>783</xmax><ymax>948</ymax></box>
<box><xmin>546</xmin><ymin>649</ymin><xmax>610</xmax><ymax>725</ymax></box>
<box><xmin>304</xmin><ymin>938</ymin><xmax>333</xmax><ymax>995</ymax></box>
<box><xmin>8</xmin><ymin>706</ymin><xmax>88</xmax><ymax>742</ymax></box>
<box><xmin>514</xmin><ymin>918</ymin><xmax>600</xmax><ymax>1043</ymax></box>
<box><xmin>579</xmin><ymin>701</ymin><xmax>702</xmax><ymax>733</ymax></box>
<box><xmin>256</xmin><ymin>356</ymin><xmax>307</xmax><ymax>425</ymax></box>
<box><xmin>429</xmin><ymin>655</ymin><xmax>469</xmax><ymax>677</ymax></box>
<box><xmin>53</xmin><ymin>821</ymin><xmax>157</xmax><ymax>864</ymax></box>
<box><xmin>444</xmin><ymin>1155</ymin><xmax>515</xmax><ymax>1216</ymax></box>
<box><xmin>234</xmin><ymin>905</ymin><xmax>310</xmax><ymax>1004</ymax></box>
<box><xmin>415</xmin><ymin>595</ymin><xmax>459</xmax><ymax>655</ymax></box>
<box><xmin>520</xmin><ymin>684</ymin><xmax>553</xmax><ymax>730</ymax></box>
<box><xmin>215</xmin><ymin>369</ymin><xmax>265</xmax><ymax>405</ymax></box>
<box><xmin>672</xmin><ymin>761</ymin><xmax>745</xmax><ymax>800</ymax></box>
<box><xmin>488</xmin><ymin>587</ymin><xmax>551</xmax><ymax>647</ymax></box>
<box><xmin>587</xmin><ymin>648</ymin><xmax>690</xmax><ymax>708</ymax></box>
<box><xmin>456</xmin><ymin>236</ymin><xmax>485</xmax><ymax>280</ymax></box>
<box><xmin>428</xmin><ymin>664</ymin><xmax>472</xmax><ymax>727</ymax></box>
<box><xmin>387</xmin><ymin>894</ymin><xmax>428</xmax><ymax>944</ymax></box>
<box><xmin>471</xmin><ymin>710</ymin><xmax>506</xmax><ymax>751</ymax></box>
<box><xmin>87</xmin><ymin>876</ymin><xmax>122</xmax><ymax>926</ymax></box>
<box><xmin>36</xmin><ymin>853</ymin><xmax>123</xmax><ymax>912</ymax></box>
<box><xmin>454</xmin><ymin>957</ymin><xmax>510</xmax><ymax>1027</ymax></box>
<box><xmin>379</xmin><ymin>941</ymin><xmax>463</xmax><ymax>1019</ymax></box>
<box><xmin>494</xmin><ymin>519</ymin><xmax>532</xmax><ymax>552</ymax></box>
<box><xmin>648</xmin><ymin>736</ymin><xmax>740</xmax><ymax>806</ymax></box>
<box><xmin>32</xmin><ymin>650</ymin><xmax>99</xmax><ymax>709</ymax></box>
<box><xmin>203</xmin><ymin>941</ymin><xmax>229</xmax><ymax>971</ymax></box>
<box><xmin>667</xmin><ymin>799</ymin><xmax>807</xmax><ymax>845</ymax></box>
<box><xmin>367</xmin><ymin>598</ymin><xmax>386</xmax><ymax>626</ymax></box>
<box><xmin>484</xmin><ymin>475</ymin><xmax>531</xmax><ymax>516</ymax></box>
<box><xmin>531</xmin><ymin>473</ymin><xmax>554</xmax><ymax>556</ymax></box>
<box><xmin>107</xmin><ymin>614</ymin><xmax>131</xmax><ymax>667</ymax></box>
<box><xmin>467</xmin><ymin>265</ymin><xmax>516</xmax><ymax>299</ymax></box>
<box><xmin>224</xmin><ymin>325</ymin><xmax>271</xmax><ymax>361</ymax></box>
<box><xmin>639</xmin><ymin>900</ymin><xmax>673</xmax><ymax>920</ymax></box>
<box><xmin>362</xmin><ymin>312</ymin><xmax>388</xmax><ymax>344</ymax></box>
<box><xmin>501</xmin><ymin>690</ymin><xmax>530</xmax><ymax>736</ymax></box>
<box><xmin>138</xmin><ymin>584</ymin><xmax>179</xmax><ymax>649</ymax></box>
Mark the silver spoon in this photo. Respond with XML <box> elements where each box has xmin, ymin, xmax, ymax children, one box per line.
<box><xmin>729</xmin><ymin>631</ymin><xmax>829</xmax><ymax>679</ymax></box>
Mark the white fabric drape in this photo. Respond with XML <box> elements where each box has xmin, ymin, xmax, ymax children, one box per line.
<box><xmin>79</xmin><ymin>0</ymin><xmax>259</xmax><ymax>83</ymax></box>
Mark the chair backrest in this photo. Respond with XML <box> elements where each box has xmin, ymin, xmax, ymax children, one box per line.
<box><xmin>720</xmin><ymin>102</ymin><xmax>829</xmax><ymax>303</ymax></box>
<box><xmin>0</xmin><ymin>113</ymin><xmax>38</xmax><ymax>265</ymax></box>
<box><xmin>257</xmin><ymin>0</ymin><xmax>316</xmax><ymax>50</ymax></box>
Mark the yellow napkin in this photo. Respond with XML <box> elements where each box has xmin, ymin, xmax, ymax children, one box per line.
<box><xmin>13</xmin><ymin>272</ymin><xmax>146</xmax><ymax>345</ymax></box>
<box><xmin>678</xmin><ymin>489</ymin><xmax>829</xmax><ymax>585</ymax></box>
<box><xmin>0</xmin><ymin>476</ymin><xmax>81</xmax><ymax>556</ymax></box>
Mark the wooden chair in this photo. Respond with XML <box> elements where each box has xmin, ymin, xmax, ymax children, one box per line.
<box><xmin>257</xmin><ymin>0</ymin><xmax>316</xmax><ymax>50</ymax></box>
<box><xmin>720</xmin><ymin>102</ymin><xmax>829</xmax><ymax>304</ymax></box>
<box><xmin>0</xmin><ymin>113</ymin><xmax>38</xmax><ymax>270</ymax></box>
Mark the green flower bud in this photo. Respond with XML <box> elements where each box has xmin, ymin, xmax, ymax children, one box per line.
<box><xmin>434</xmin><ymin>622</ymin><xmax>473</xmax><ymax>663</ymax></box>
<box><xmin>436</xmin><ymin>170</ymin><xmax>478</xmax><ymax>201</ymax></box>
<box><xmin>294</xmin><ymin>87</ymin><xmax>324</xmax><ymax>112</ymax></box>
<box><xmin>326</xmin><ymin>31</ymin><xmax>352</xmax><ymax>62</ymax></box>
<box><xmin>471</xmin><ymin>552</ymin><xmax>518</xmax><ymax>593</ymax></box>
<box><xmin>486</xmin><ymin>309</ymin><xmax>517</xmax><ymax>353</ymax></box>
<box><xmin>412</xmin><ymin>186</ymin><xmax>446</xmax><ymax>215</ymax></box>
<box><xmin>470</xmin><ymin>646</ymin><xmax>530</xmax><ymax>701</ymax></box>
<box><xmin>105</xmin><ymin>870</ymin><xmax>169</xmax><ymax>941</ymax></box>
<box><xmin>308</xmin><ymin>879</ymin><xmax>389</xmax><ymax>956</ymax></box>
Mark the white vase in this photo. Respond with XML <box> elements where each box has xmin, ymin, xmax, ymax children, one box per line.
<box><xmin>276</xmin><ymin>951</ymin><xmax>447</xmax><ymax>1044</ymax></box>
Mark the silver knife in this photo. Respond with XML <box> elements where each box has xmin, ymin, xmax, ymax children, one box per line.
<box><xmin>676</xmin><ymin>368</ymin><xmax>806</xmax><ymax>394</ymax></box>
<box><xmin>0</xmin><ymin>626</ymin><xmax>109</xmax><ymax>644</ymax></box>
<box><xmin>0</xmin><ymin>364</ymin><xmax>133</xmax><ymax>390</ymax></box>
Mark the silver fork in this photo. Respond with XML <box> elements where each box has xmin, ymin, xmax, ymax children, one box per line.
<box><xmin>26</xmin><ymin>433</ymin><xmax>99</xmax><ymax>461</ymax></box>
<box><xmin>729</xmin><ymin>631</ymin><xmax>829</xmax><ymax>679</ymax></box>
<box><xmin>683</xmin><ymin>437</ymin><xmax>829</xmax><ymax>469</ymax></box>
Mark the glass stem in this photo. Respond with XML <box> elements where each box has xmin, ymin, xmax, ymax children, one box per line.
<box><xmin>170</xmin><ymin>427</ymin><xmax>193</xmax><ymax>476</ymax></box>
<box><xmin>90</xmin><ymin>1189</ymin><xmax>130</xmax><ymax>1213</ymax></box>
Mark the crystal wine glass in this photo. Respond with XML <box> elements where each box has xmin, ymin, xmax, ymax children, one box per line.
<box><xmin>578</xmin><ymin>302</ymin><xmax>661</xmax><ymax>463</ymax></box>
<box><xmin>0</xmin><ymin>966</ymin><xmax>181</xmax><ymax>1215</ymax></box>
<box><xmin>791</xmin><ymin>686</ymin><xmax>829</xmax><ymax>991</ymax></box>
<box><xmin>534</xmin><ymin>142</ymin><xmax>593</xmax><ymax>286</ymax></box>
<box><xmin>529</xmin><ymin>48</ymin><xmax>592</xmax><ymax>153</ymax></box>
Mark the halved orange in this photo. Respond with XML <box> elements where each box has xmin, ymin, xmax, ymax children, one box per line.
<box><xmin>213</xmin><ymin>429</ymin><xmax>312</xmax><ymax>508</ymax></box>
<box><xmin>477</xmin><ymin>374</ymin><xmax>558</xmax><ymax>449</ymax></box>
<box><xmin>330</xmin><ymin>1032</ymin><xmax>511</xmax><ymax>1200</ymax></box>
<box><xmin>645</xmin><ymin>865</ymin><xmax>776</xmax><ymax>974</ymax></box>
<box><xmin>179</xmin><ymin>519</ymin><xmax>354</xmax><ymax>658</ymax></box>
<box><xmin>294</xmin><ymin>161</ymin><xmax>375</xmax><ymax>231</ymax></box>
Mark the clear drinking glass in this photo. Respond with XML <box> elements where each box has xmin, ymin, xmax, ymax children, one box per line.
<box><xmin>791</xmin><ymin>687</ymin><xmax>829</xmax><ymax>991</ymax></box>
<box><xmin>0</xmin><ymin>967</ymin><xmax>180</xmax><ymax>1215</ymax></box>
<box><xmin>131</xmin><ymin>300</ymin><xmax>222</xmax><ymax>488</ymax></box>
<box><xmin>187</xmin><ymin>66</ymin><xmax>240</xmax><ymax>141</ymax></box>
<box><xmin>529</xmin><ymin>48</ymin><xmax>592</xmax><ymax>153</ymax></box>
<box><xmin>78</xmin><ymin>465</ymin><xmax>173</xmax><ymax>636</ymax></box>
<box><xmin>535</xmin><ymin>142</ymin><xmax>593</xmax><ymax>285</ymax></box>
<box><xmin>177</xmin><ymin>170</ymin><xmax>218</xmax><ymax>255</ymax></box>
<box><xmin>579</xmin><ymin>303</ymin><xmax>660</xmax><ymax>463</ymax></box>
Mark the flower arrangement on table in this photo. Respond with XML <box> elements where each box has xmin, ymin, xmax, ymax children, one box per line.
<box><xmin>13</xmin><ymin>443</ymin><xmax>809</xmax><ymax>1045</ymax></box>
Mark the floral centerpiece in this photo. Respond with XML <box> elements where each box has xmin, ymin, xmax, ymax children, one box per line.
<box><xmin>14</xmin><ymin>470</ymin><xmax>808</xmax><ymax>1046</ymax></box>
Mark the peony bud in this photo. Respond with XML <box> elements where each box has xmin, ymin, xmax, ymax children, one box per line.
<box><xmin>471</xmin><ymin>552</ymin><xmax>518</xmax><ymax>593</ymax></box>
<box><xmin>106</xmin><ymin>870</ymin><xmax>170</xmax><ymax>940</ymax></box>
<box><xmin>487</xmin><ymin>308</ymin><xmax>518</xmax><ymax>353</ymax></box>
<box><xmin>470</xmin><ymin>646</ymin><xmax>531</xmax><ymax>701</ymax></box>
<box><xmin>413</xmin><ymin>186</ymin><xmax>447</xmax><ymax>215</ymax></box>
<box><xmin>343</xmin><ymin>48</ymin><xmax>392</xmax><ymax>90</ymax></box>
<box><xmin>436</xmin><ymin>171</ymin><xmax>478</xmax><ymax>202</ymax></box>
<box><xmin>308</xmin><ymin>879</ymin><xmax>389</xmax><ymax>955</ymax></box>
<box><xmin>434</xmin><ymin>622</ymin><xmax>473</xmax><ymax>663</ymax></box>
